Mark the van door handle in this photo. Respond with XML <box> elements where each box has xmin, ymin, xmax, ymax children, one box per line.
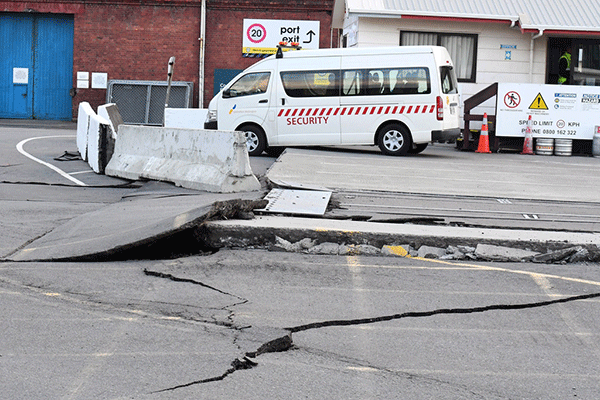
<box><xmin>259</xmin><ymin>99</ymin><xmax>268</xmax><ymax>103</ymax></box>
<box><xmin>281</xmin><ymin>98</ymin><xmax>285</xmax><ymax>106</ymax></box>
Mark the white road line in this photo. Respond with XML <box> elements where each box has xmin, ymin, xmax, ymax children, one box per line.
<box><xmin>16</xmin><ymin>135</ymin><xmax>87</xmax><ymax>186</ymax></box>
<box><xmin>69</xmin><ymin>170</ymin><xmax>95</xmax><ymax>176</ymax></box>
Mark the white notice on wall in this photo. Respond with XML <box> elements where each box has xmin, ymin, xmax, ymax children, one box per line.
<box><xmin>77</xmin><ymin>71</ymin><xmax>90</xmax><ymax>89</ymax></box>
<box><xmin>13</xmin><ymin>68</ymin><xmax>29</xmax><ymax>84</ymax></box>
<box><xmin>91</xmin><ymin>72</ymin><xmax>108</xmax><ymax>89</ymax></box>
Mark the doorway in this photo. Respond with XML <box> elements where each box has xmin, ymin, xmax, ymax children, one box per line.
<box><xmin>0</xmin><ymin>13</ymin><xmax>74</xmax><ymax>120</ymax></box>
<box><xmin>547</xmin><ymin>36</ymin><xmax>600</xmax><ymax>86</ymax></box>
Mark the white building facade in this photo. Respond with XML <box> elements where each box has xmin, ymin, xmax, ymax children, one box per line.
<box><xmin>332</xmin><ymin>0</ymin><xmax>600</xmax><ymax>115</ymax></box>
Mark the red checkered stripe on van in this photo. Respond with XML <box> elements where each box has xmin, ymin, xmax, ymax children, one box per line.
<box><xmin>277</xmin><ymin>105</ymin><xmax>435</xmax><ymax>117</ymax></box>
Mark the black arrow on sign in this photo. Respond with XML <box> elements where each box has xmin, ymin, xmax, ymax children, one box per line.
<box><xmin>303</xmin><ymin>30</ymin><xmax>315</xmax><ymax>44</ymax></box>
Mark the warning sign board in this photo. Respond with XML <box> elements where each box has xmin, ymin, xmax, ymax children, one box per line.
<box><xmin>496</xmin><ymin>83</ymin><xmax>600</xmax><ymax>139</ymax></box>
<box><xmin>529</xmin><ymin>93</ymin><xmax>548</xmax><ymax>110</ymax></box>
<box><xmin>243</xmin><ymin>19</ymin><xmax>320</xmax><ymax>55</ymax></box>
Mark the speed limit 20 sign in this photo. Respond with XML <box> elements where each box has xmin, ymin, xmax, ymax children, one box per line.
<box><xmin>247</xmin><ymin>23</ymin><xmax>267</xmax><ymax>44</ymax></box>
<box><xmin>243</xmin><ymin>19</ymin><xmax>320</xmax><ymax>54</ymax></box>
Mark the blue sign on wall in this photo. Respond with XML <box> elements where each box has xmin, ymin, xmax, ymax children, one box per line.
<box><xmin>213</xmin><ymin>69</ymin><xmax>243</xmax><ymax>95</ymax></box>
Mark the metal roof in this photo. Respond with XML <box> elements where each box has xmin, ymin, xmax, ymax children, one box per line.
<box><xmin>333</xmin><ymin>0</ymin><xmax>600</xmax><ymax>34</ymax></box>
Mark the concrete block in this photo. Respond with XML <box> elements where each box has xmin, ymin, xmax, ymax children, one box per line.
<box><xmin>417</xmin><ymin>245</ymin><xmax>447</xmax><ymax>259</ymax></box>
<box><xmin>76</xmin><ymin>102</ymin><xmax>94</xmax><ymax>161</ymax></box>
<box><xmin>164</xmin><ymin>108</ymin><xmax>208</xmax><ymax>129</ymax></box>
<box><xmin>475</xmin><ymin>244</ymin><xmax>539</xmax><ymax>262</ymax></box>
<box><xmin>87</xmin><ymin>113</ymin><xmax>112</xmax><ymax>174</ymax></box>
<box><xmin>98</xmin><ymin>103</ymin><xmax>123</xmax><ymax>139</ymax></box>
<box><xmin>105</xmin><ymin>125</ymin><xmax>260</xmax><ymax>193</ymax></box>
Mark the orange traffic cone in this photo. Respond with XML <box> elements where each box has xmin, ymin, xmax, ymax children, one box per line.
<box><xmin>475</xmin><ymin>113</ymin><xmax>491</xmax><ymax>153</ymax></box>
<box><xmin>522</xmin><ymin>115</ymin><xmax>534</xmax><ymax>155</ymax></box>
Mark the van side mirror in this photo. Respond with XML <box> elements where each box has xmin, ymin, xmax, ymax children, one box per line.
<box><xmin>222</xmin><ymin>88</ymin><xmax>231</xmax><ymax>98</ymax></box>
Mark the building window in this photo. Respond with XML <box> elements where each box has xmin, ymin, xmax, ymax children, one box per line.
<box><xmin>400</xmin><ymin>31</ymin><xmax>477</xmax><ymax>83</ymax></box>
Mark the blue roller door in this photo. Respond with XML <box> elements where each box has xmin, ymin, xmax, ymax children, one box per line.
<box><xmin>0</xmin><ymin>13</ymin><xmax>73</xmax><ymax>120</ymax></box>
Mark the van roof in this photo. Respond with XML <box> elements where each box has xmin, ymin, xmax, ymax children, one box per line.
<box><xmin>275</xmin><ymin>45</ymin><xmax>442</xmax><ymax>59</ymax></box>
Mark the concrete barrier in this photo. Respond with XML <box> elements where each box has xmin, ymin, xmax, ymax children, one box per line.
<box><xmin>105</xmin><ymin>125</ymin><xmax>261</xmax><ymax>193</ymax></box>
<box><xmin>76</xmin><ymin>102</ymin><xmax>94</xmax><ymax>161</ymax></box>
<box><xmin>87</xmin><ymin>113</ymin><xmax>112</xmax><ymax>174</ymax></box>
<box><xmin>98</xmin><ymin>103</ymin><xmax>123</xmax><ymax>138</ymax></box>
<box><xmin>76</xmin><ymin>102</ymin><xmax>116</xmax><ymax>174</ymax></box>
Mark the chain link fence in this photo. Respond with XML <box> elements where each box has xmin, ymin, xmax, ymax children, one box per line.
<box><xmin>106</xmin><ymin>80</ymin><xmax>193</xmax><ymax>125</ymax></box>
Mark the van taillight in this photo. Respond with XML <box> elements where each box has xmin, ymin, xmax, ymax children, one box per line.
<box><xmin>436</xmin><ymin>96</ymin><xmax>443</xmax><ymax>121</ymax></box>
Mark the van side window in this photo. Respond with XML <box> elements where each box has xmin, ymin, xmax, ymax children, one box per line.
<box><xmin>342</xmin><ymin>67</ymin><xmax>431</xmax><ymax>96</ymax></box>
<box><xmin>389</xmin><ymin>68</ymin><xmax>430</xmax><ymax>95</ymax></box>
<box><xmin>342</xmin><ymin>70</ymin><xmax>364</xmax><ymax>95</ymax></box>
<box><xmin>280</xmin><ymin>70</ymin><xmax>339</xmax><ymax>97</ymax></box>
<box><xmin>223</xmin><ymin>72</ymin><xmax>271</xmax><ymax>98</ymax></box>
<box><xmin>440</xmin><ymin>66</ymin><xmax>458</xmax><ymax>94</ymax></box>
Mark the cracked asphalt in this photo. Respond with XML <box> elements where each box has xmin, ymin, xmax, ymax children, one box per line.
<box><xmin>2</xmin><ymin>121</ymin><xmax>600</xmax><ymax>399</ymax></box>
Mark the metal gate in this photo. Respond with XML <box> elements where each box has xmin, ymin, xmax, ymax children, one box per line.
<box><xmin>107</xmin><ymin>80</ymin><xmax>193</xmax><ymax>125</ymax></box>
<box><xmin>0</xmin><ymin>13</ymin><xmax>74</xmax><ymax>120</ymax></box>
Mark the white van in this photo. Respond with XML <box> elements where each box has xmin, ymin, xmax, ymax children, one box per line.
<box><xmin>205</xmin><ymin>46</ymin><xmax>460</xmax><ymax>156</ymax></box>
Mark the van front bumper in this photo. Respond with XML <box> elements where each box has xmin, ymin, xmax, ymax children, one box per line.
<box><xmin>431</xmin><ymin>128</ymin><xmax>460</xmax><ymax>142</ymax></box>
<box><xmin>204</xmin><ymin>121</ymin><xmax>217</xmax><ymax>130</ymax></box>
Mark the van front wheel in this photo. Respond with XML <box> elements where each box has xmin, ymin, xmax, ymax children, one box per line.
<box><xmin>378</xmin><ymin>124</ymin><xmax>412</xmax><ymax>156</ymax></box>
<box><xmin>408</xmin><ymin>143</ymin><xmax>428</xmax><ymax>154</ymax></box>
<box><xmin>240</xmin><ymin>125</ymin><xmax>267</xmax><ymax>156</ymax></box>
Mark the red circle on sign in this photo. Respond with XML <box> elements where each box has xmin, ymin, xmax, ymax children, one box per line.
<box><xmin>247</xmin><ymin>23</ymin><xmax>266</xmax><ymax>44</ymax></box>
<box><xmin>504</xmin><ymin>91</ymin><xmax>521</xmax><ymax>108</ymax></box>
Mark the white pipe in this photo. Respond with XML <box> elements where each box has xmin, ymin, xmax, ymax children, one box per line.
<box><xmin>529</xmin><ymin>29</ymin><xmax>544</xmax><ymax>83</ymax></box>
<box><xmin>199</xmin><ymin>0</ymin><xmax>206</xmax><ymax>108</ymax></box>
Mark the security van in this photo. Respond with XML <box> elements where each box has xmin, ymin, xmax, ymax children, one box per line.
<box><xmin>204</xmin><ymin>46</ymin><xmax>461</xmax><ymax>156</ymax></box>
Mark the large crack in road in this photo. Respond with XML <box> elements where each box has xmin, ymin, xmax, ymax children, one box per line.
<box><xmin>146</xmin><ymin>267</ymin><xmax>600</xmax><ymax>394</ymax></box>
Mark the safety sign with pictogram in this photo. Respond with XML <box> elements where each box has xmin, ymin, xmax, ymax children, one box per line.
<box><xmin>243</xmin><ymin>19</ymin><xmax>320</xmax><ymax>55</ymax></box>
<box><xmin>503</xmin><ymin>91</ymin><xmax>520</xmax><ymax>108</ymax></box>
<box><xmin>529</xmin><ymin>93</ymin><xmax>548</xmax><ymax>110</ymax></box>
<box><xmin>496</xmin><ymin>82</ymin><xmax>600</xmax><ymax>139</ymax></box>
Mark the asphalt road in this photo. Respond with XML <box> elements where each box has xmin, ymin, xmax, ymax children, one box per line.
<box><xmin>2</xmin><ymin>250</ymin><xmax>600</xmax><ymax>399</ymax></box>
<box><xmin>1</xmin><ymin>121</ymin><xmax>600</xmax><ymax>399</ymax></box>
<box><xmin>266</xmin><ymin>146</ymin><xmax>600</xmax><ymax>232</ymax></box>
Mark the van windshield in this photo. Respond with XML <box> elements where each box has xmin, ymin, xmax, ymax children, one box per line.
<box><xmin>223</xmin><ymin>72</ymin><xmax>271</xmax><ymax>98</ymax></box>
<box><xmin>440</xmin><ymin>66</ymin><xmax>458</xmax><ymax>94</ymax></box>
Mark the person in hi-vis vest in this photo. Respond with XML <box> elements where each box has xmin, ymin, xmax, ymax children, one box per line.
<box><xmin>558</xmin><ymin>47</ymin><xmax>571</xmax><ymax>85</ymax></box>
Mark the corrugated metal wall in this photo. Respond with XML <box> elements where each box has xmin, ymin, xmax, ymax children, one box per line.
<box><xmin>0</xmin><ymin>13</ymin><xmax>73</xmax><ymax>120</ymax></box>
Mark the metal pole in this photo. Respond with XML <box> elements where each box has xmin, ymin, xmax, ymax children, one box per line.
<box><xmin>165</xmin><ymin>56</ymin><xmax>175</xmax><ymax>108</ymax></box>
<box><xmin>199</xmin><ymin>0</ymin><xmax>206</xmax><ymax>109</ymax></box>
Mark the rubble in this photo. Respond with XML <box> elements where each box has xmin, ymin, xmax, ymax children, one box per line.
<box><xmin>474</xmin><ymin>244</ymin><xmax>539</xmax><ymax>262</ymax></box>
<box><xmin>417</xmin><ymin>245</ymin><xmax>447</xmax><ymax>259</ymax></box>
<box><xmin>272</xmin><ymin>236</ymin><xmax>600</xmax><ymax>264</ymax></box>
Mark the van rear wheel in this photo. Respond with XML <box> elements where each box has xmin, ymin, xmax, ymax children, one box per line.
<box><xmin>240</xmin><ymin>125</ymin><xmax>267</xmax><ymax>156</ymax></box>
<box><xmin>378</xmin><ymin>124</ymin><xmax>412</xmax><ymax>156</ymax></box>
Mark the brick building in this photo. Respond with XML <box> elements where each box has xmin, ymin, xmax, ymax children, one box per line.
<box><xmin>0</xmin><ymin>0</ymin><xmax>336</xmax><ymax>121</ymax></box>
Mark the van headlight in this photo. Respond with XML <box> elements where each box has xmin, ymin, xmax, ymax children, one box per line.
<box><xmin>206</xmin><ymin>109</ymin><xmax>217</xmax><ymax>122</ymax></box>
